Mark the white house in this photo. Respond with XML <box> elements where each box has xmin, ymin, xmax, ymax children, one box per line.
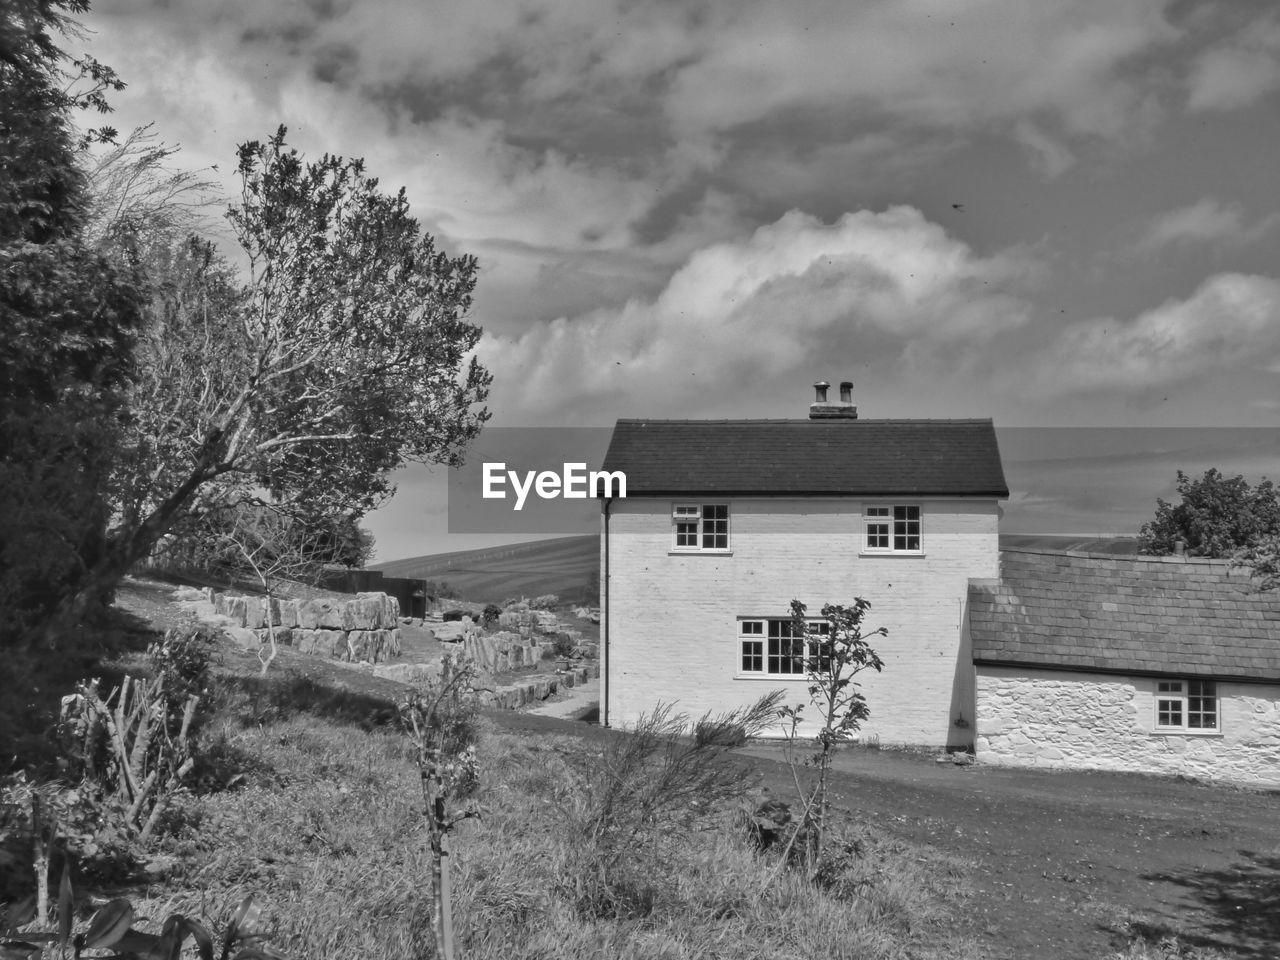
<box><xmin>598</xmin><ymin>383</ymin><xmax>1008</xmax><ymax>748</ymax></box>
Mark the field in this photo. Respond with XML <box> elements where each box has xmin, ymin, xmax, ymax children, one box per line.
<box><xmin>369</xmin><ymin>533</ymin><xmax>1141</xmax><ymax>603</ymax></box>
<box><xmin>371</xmin><ymin>535</ymin><xmax>597</xmax><ymax>602</ymax></box>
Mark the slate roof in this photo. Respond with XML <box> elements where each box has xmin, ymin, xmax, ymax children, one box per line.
<box><xmin>601</xmin><ymin>419</ymin><xmax>1008</xmax><ymax>497</ymax></box>
<box><xmin>970</xmin><ymin>548</ymin><xmax>1280</xmax><ymax>682</ymax></box>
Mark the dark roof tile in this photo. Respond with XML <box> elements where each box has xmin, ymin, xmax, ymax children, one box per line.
<box><xmin>603</xmin><ymin>418</ymin><xmax>1008</xmax><ymax>497</ymax></box>
<box><xmin>971</xmin><ymin>549</ymin><xmax>1280</xmax><ymax>681</ymax></box>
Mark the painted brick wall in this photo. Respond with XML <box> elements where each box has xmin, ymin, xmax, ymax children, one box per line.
<box><xmin>602</xmin><ymin>497</ymin><xmax>999</xmax><ymax>746</ymax></box>
<box><xmin>976</xmin><ymin>665</ymin><xmax>1280</xmax><ymax>786</ymax></box>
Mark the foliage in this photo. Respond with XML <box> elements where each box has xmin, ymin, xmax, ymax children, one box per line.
<box><xmin>84</xmin><ymin>123</ymin><xmax>218</xmax><ymax>255</ymax></box>
<box><xmin>1</xmin><ymin>0</ymin><xmax>144</xmax><ymax>648</ymax></box>
<box><xmin>550</xmin><ymin>632</ymin><xmax>577</xmax><ymax>659</ymax></box>
<box><xmin>57</xmin><ymin>670</ymin><xmax>200</xmax><ymax>843</ymax></box>
<box><xmin>777</xmin><ymin>598</ymin><xmax>886</xmax><ymax>877</ymax></box>
<box><xmin>25</xmin><ymin>125</ymin><xmax>492</xmax><ymax>647</ymax></box>
<box><xmin>425</xmin><ymin>581</ymin><xmax>458</xmax><ymax>600</ymax></box>
<box><xmin>398</xmin><ymin>655</ymin><xmax>482</xmax><ymax>960</ymax></box>
<box><xmin>529</xmin><ymin>594</ymin><xmax>559</xmax><ymax>611</ymax></box>
<box><xmin>553</xmin><ymin>695</ymin><xmax>782</xmax><ymax>918</ymax></box>
<box><xmin>481</xmin><ymin>604</ymin><xmax>501</xmax><ymax>627</ymax></box>
<box><xmin>1</xmin><ymin>879</ymin><xmax>286</xmax><ymax>960</ymax></box>
<box><xmin>1139</xmin><ymin>469</ymin><xmax>1280</xmax><ymax>558</ymax></box>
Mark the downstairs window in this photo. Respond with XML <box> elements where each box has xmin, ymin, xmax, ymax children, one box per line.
<box><xmin>1155</xmin><ymin>679</ymin><xmax>1219</xmax><ymax>732</ymax></box>
<box><xmin>739</xmin><ymin>618</ymin><xmax>830</xmax><ymax>677</ymax></box>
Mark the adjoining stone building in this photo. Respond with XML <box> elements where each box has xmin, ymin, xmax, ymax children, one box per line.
<box><xmin>970</xmin><ymin>548</ymin><xmax>1280</xmax><ymax>787</ymax></box>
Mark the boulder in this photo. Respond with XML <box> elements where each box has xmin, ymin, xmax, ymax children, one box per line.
<box><xmin>343</xmin><ymin>595</ymin><xmax>382</xmax><ymax>631</ymax></box>
<box><xmin>275</xmin><ymin>598</ymin><xmax>300</xmax><ymax>629</ymax></box>
<box><xmin>299</xmin><ymin>597</ymin><xmax>344</xmax><ymax>630</ymax></box>
<box><xmin>222</xmin><ymin>626</ymin><xmax>257</xmax><ymax>651</ymax></box>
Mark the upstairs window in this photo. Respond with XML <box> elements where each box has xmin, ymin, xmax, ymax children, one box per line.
<box><xmin>672</xmin><ymin>504</ymin><xmax>729</xmax><ymax>551</ymax></box>
<box><xmin>1156</xmin><ymin>679</ymin><xmax>1219</xmax><ymax>732</ymax></box>
<box><xmin>739</xmin><ymin>618</ymin><xmax>830</xmax><ymax>677</ymax></box>
<box><xmin>865</xmin><ymin>504</ymin><xmax>921</xmax><ymax>552</ymax></box>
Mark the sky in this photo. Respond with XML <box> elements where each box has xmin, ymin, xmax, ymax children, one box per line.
<box><xmin>75</xmin><ymin>0</ymin><xmax>1280</xmax><ymax>561</ymax></box>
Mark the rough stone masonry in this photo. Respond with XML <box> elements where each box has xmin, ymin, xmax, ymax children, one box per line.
<box><xmin>213</xmin><ymin>591</ymin><xmax>402</xmax><ymax>663</ymax></box>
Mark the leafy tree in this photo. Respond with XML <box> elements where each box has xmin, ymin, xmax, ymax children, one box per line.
<box><xmin>1138</xmin><ymin>469</ymin><xmax>1280</xmax><ymax>558</ymax></box>
<box><xmin>36</xmin><ymin>126</ymin><xmax>491</xmax><ymax>641</ymax></box>
<box><xmin>1</xmin><ymin>0</ymin><xmax>144</xmax><ymax>645</ymax></box>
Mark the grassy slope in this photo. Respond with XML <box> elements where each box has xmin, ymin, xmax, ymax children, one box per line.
<box><xmin>371</xmin><ymin>535</ymin><xmax>597</xmax><ymax>602</ymax></box>
<box><xmin>121</xmin><ymin>671</ymin><xmax>985</xmax><ymax>960</ymax></box>
<box><xmin>370</xmin><ymin>532</ymin><xmax>1141</xmax><ymax>603</ymax></box>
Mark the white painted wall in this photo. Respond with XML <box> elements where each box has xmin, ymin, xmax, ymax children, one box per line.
<box><xmin>976</xmin><ymin>665</ymin><xmax>1280</xmax><ymax>786</ymax></box>
<box><xmin>602</xmin><ymin>497</ymin><xmax>1000</xmax><ymax>747</ymax></box>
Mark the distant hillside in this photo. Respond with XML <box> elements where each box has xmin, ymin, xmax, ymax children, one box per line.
<box><xmin>371</xmin><ymin>532</ymin><xmax>1144</xmax><ymax>603</ymax></box>
<box><xmin>371</xmin><ymin>535</ymin><xmax>597</xmax><ymax>603</ymax></box>
<box><xmin>998</xmin><ymin>534</ymin><xmax>1141</xmax><ymax>555</ymax></box>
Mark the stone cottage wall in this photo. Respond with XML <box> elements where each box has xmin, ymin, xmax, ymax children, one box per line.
<box><xmin>213</xmin><ymin>591</ymin><xmax>401</xmax><ymax>663</ymax></box>
<box><xmin>976</xmin><ymin>665</ymin><xmax>1280</xmax><ymax>787</ymax></box>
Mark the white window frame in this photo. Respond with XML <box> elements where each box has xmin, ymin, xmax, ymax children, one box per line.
<box><xmin>737</xmin><ymin>617</ymin><xmax>830</xmax><ymax>679</ymax></box>
<box><xmin>671</xmin><ymin>503</ymin><xmax>730</xmax><ymax>553</ymax></box>
<box><xmin>862</xmin><ymin>503</ymin><xmax>922</xmax><ymax>554</ymax></box>
<box><xmin>1154</xmin><ymin>679</ymin><xmax>1220</xmax><ymax>734</ymax></box>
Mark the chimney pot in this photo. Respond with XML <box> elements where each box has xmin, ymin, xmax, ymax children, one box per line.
<box><xmin>808</xmin><ymin>378</ymin><xmax>858</xmax><ymax>420</ymax></box>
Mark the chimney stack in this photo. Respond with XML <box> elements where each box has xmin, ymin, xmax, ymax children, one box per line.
<box><xmin>809</xmin><ymin>379</ymin><xmax>858</xmax><ymax>419</ymax></box>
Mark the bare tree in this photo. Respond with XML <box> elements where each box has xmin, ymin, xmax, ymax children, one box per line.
<box><xmin>180</xmin><ymin>497</ymin><xmax>338</xmax><ymax>674</ymax></box>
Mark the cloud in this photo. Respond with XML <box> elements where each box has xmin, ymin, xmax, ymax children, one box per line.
<box><xmin>1187</xmin><ymin>14</ymin><xmax>1280</xmax><ymax>112</ymax></box>
<box><xmin>1013</xmin><ymin>121</ymin><xmax>1076</xmax><ymax>178</ymax></box>
<box><xmin>1134</xmin><ymin>198</ymin><xmax>1248</xmax><ymax>253</ymax></box>
<box><xmin>663</xmin><ymin>2</ymin><xmax>1176</xmax><ymax>140</ymax></box>
<box><xmin>1025</xmin><ymin>273</ymin><xmax>1280</xmax><ymax>396</ymax></box>
<box><xmin>479</xmin><ymin>206</ymin><xmax>1037</xmax><ymax>422</ymax></box>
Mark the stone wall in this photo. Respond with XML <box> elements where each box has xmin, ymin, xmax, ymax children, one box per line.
<box><xmin>213</xmin><ymin>591</ymin><xmax>402</xmax><ymax>663</ymax></box>
<box><xmin>462</xmin><ymin>630</ymin><xmax>545</xmax><ymax>675</ymax></box>
<box><xmin>976</xmin><ymin>665</ymin><xmax>1280</xmax><ymax>787</ymax></box>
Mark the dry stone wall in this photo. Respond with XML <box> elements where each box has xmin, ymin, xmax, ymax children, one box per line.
<box><xmin>976</xmin><ymin>665</ymin><xmax>1280</xmax><ymax>787</ymax></box>
<box><xmin>212</xmin><ymin>591</ymin><xmax>401</xmax><ymax>663</ymax></box>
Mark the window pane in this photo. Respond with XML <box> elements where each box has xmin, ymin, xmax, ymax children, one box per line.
<box><xmin>1157</xmin><ymin>680</ymin><xmax>1181</xmax><ymax>693</ymax></box>
<box><xmin>767</xmin><ymin>619</ymin><xmax>806</xmax><ymax>674</ymax></box>
<box><xmin>867</xmin><ymin>523</ymin><xmax>889</xmax><ymax>549</ymax></box>
<box><xmin>1188</xmin><ymin>680</ymin><xmax>1217</xmax><ymax>729</ymax></box>
<box><xmin>742</xmin><ymin>640</ymin><xmax>763</xmax><ymax>672</ymax></box>
<box><xmin>701</xmin><ymin>504</ymin><xmax>728</xmax><ymax>549</ymax></box>
<box><xmin>893</xmin><ymin>505</ymin><xmax>921</xmax><ymax>550</ymax></box>
<box><xmin>1157</xmin><ymin>698</ymin><xmax>1182</xmax><ymax>727</ymax></box>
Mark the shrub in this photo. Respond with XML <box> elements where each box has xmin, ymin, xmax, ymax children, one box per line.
<box><xmin>529</xmin><ymin>594</ymin><xmax>559</xmax><ymax>611</ymax></box>
<box><xmin>482</xmin><ymin>603</ymin><xmax>501</xmax><ymax>627</ymax></box>
<box><xmin>552</xmin><ymin>694</ymin><xmax>782</xmax><ymax>918</ymax></box>
<box><xmin>550</xmin><ymin>632</ymin><xmax>576</xmax><ymax>659</ymax></box>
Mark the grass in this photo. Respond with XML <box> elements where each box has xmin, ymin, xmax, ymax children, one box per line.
<box><xmin>85</xmin><ymin>668</ymin><xmax>983</xmax><ymax>960</ymax></box>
